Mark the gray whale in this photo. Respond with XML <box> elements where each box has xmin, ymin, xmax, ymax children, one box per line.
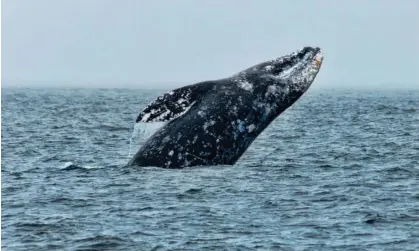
<box><xmin>128</xmin><ymin>46</ymin><xmax>324</xmax><ymax>168</ymax></box>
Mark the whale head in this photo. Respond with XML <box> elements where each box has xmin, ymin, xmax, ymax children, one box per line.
<box><xmin>134</xmin><ymin>47</ymin><xmax>323</xmax><ymax>125</ymax></box>
<box><xmin>234</xmin><ymin>46</ymin><xmax>323</xmax><ymax>107</ymax></box>
<box><xmin>266</xmin><ymin>46</ymin><xmax>323</xmax><ymax>91</ymax></box>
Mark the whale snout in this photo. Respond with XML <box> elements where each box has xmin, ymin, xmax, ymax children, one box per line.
<box><xmin>312</xmin><ymin>47</ymin><xmax>323</xmax><ymax>68</ymax></box>
<box><xmin>299</xmin><ymin>46</ymin><xmax>323</xmax><ymax>64</ymax></box>
<box><xmin>265</xmin><ymin>46</ymin><xmax>324</xmax><ymax>82</ymax></box>
<box><xmin>289</xmin><ymin>46</ymin><xmax>323</xmax><ymax>90</ymax></box>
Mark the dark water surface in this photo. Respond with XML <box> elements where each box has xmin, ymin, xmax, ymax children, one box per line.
<box><xmin>2</xmin><ymin>88</ymin><xmax>419</xmax><ymax>250</ymax></box>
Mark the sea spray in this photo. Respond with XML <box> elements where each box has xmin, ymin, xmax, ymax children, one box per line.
<box><xmin>128</xmin><ymin>122</ymin><xmax>165</xmax><ymax>158</ymax></box>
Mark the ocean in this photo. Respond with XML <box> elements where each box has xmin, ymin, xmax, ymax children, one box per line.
<box><xmin>1</xmin><ymin>87</ymin><xmax>419</xmax><ymax>250</ymax></box>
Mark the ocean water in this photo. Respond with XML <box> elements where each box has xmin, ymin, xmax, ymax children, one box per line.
<box><xmin>2</xmin><ymin>87</ymin><xmax>419</xmax><ymax>251</ymax></box>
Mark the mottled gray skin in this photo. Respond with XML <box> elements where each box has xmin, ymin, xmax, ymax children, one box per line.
<box><xmin>128</xmin><ymin>46</ymin><xmax>323</xmax><ymax>168</ymax></box>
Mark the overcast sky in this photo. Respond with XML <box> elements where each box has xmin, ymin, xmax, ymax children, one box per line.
<box><xmin>2</xmin><ymin>0</ymin><xmax>419</xmax><ymax>89</ymax></box>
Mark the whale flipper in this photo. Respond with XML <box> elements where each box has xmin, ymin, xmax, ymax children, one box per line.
<box><xmin>136</xmin><ymin>82</ymin><xmax>214</xmax><ymax>123</ymax></box>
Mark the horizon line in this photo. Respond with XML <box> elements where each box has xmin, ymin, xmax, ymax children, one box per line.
<box><xmin>2</xmin><ymin>84</ymin><xmax>419</xmax><ymax>91</ymax></box>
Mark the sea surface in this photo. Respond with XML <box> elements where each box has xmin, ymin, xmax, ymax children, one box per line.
<box><xmin>2</xmin><ymin>87</ymin><xmax>419</xmax><ymax>251</ymax></box>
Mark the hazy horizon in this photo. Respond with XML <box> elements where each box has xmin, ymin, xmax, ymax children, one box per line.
<box><xmin>2</xmin><ymin>0</ymin><xmax>419</xmax><ymax>89</ymax></box>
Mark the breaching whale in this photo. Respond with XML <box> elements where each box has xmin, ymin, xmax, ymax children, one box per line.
<box><xmin>127</xmin><ymin>46</ymin><xmax>323</xmax><ymax>168</ymax></box>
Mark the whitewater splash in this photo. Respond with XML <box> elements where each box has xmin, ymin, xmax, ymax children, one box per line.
<box><xmin>61</xmin><ymin>162</ymin><xmax>99</xmax><ymax>170</ymax></box>
<box><xmin>129</xmin><ymin>122</ymin><xmax>165</xmax><ymax>158</ymax></box>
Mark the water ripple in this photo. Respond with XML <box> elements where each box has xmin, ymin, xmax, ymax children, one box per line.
<box><xmin>2</xmin><ymin>88</ymin><xmax>419</xmax><ymax>250</ymax></box>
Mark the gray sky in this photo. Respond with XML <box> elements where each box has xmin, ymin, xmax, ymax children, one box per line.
<box><xmin>2</xmin><ymin>0</ymin><xmax>419</xmax><ymax>89</ymax></box>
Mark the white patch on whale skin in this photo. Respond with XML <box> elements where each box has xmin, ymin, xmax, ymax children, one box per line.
<box><xmin>168</xmin><ymin>150</ymin><xmax>174</xmax><ymax>156</ymax></box>
<box><xmin>140</xmin><ymin>113</ymin><xmax>151</xmax><ymax>122</ymax></box>
<box><xmin>279</xmin><ymin>65</ymin><xmax>298</xmax><ymax>78</ymax></box>
<box><xmin>177</xmin><ymin>98</ymin><xmax>188</xmax><ymax>105</ymax></box>
<box><xmin>197</xmin><ymin>110</ymin><xmax>205</xmax><ymax>117</ymax></box>
<box><xmin>203</xmin><ymin>122</ymin><xmax>210</xmax><ymax>130</ymax></box>
<box><xmin>247</xmin><ymin>124</ymin><xmax>255</xmax><ymax>133</ymax></box>
<box><xmin>264</xmin><ymin>105</ymin><xmax>273</xmax><ymax>117</ymax></box>
<box><xmin>162</xmin><ymin>136</ymin><xmax>171</xmax><ymax>144</ymax></box>
<box><xmin>237</xmin><ymin>80</ymin><xmax>253</xmax><ymax>92</ymax></box>
<box><xmin>177</xmin><ymin>133</ymin><xmax>182</xmax><ymax>140</ymax></box>
<box><xmin>265</xmin><ymin>65</ymin><xmax>273</xmax><ymax>71</ymax></box>
<box><xmin>202</xmin><ymin>120</ymin><xmax>216</xmax><ymax>131</ymax></box>
<box><xmin>265</xmin><ymin>85</ymin><xmax>279</xmax><ymax>97</ymax></box>
<box><xmin>138</xmin><ymin>101</ymin><xmax>196</xmax><ymax>123</ymax></box>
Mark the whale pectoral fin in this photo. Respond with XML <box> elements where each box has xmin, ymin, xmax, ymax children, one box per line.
<box><xmin>136</xmin><ymin>83</ymin><xmax>211</xmax><ymax>123</ymax></box>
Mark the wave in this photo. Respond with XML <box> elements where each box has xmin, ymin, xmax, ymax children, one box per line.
<box><xmin>60</xmin><ymin>162</ymin><xmax>101</xmax><ymax>171</ymax></box>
